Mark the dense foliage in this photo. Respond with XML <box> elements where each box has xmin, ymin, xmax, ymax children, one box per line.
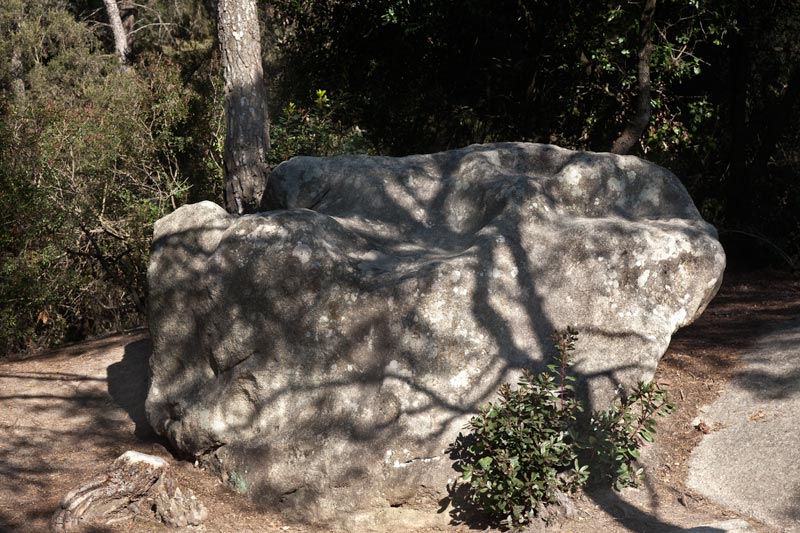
<box><xmin>1</xmin><ymin>0</ymin><xmax>798</xmax><ymax>355</ymax></box>
<box><xmin>0</xmin><ymin>0</ymin><xmax>364</xmax><ymax>355</ymax></box>
<box><xmin>455</xmin><ymin>329</ymin><xmax>673</xmax><ymax>527</ymax></box>
<box><xmin>0</xmin><ymin>1</ymin><xmax>193</xmax><ymax>352</ymax></box>
<box><xmin>270</xmin><ymin>0</ymin><xmax>800</xmax><ymax>266</ymax></box>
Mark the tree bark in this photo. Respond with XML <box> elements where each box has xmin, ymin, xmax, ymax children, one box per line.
<box><xmin>610</xmin><ymin>0</ymin><xmax>657</xmax><ymax>155</ymax></box>
<box><xmin>102</xmin><ymin>0</ymin><xmax>130</xmax><ymax>64</ymax></box>
<box><xmin>218</xmin><ymin>0</ymin><xmax>270</xmax><ymax>215</ymax></box>
<box><xmin>51</xmin><ymin>451</ymin><xmax>207</xmax><ymax>531</ymax></box>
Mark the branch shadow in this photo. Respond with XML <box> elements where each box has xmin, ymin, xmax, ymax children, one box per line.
<box><xmin>146</xmin><ymin>142</ymin><xmax>726</xmax><ymax>529</ymax></box>
<box><xmin>0</xmin><ymin>332</ymin><xmax>176</xmax><ymax>531</ymax></box>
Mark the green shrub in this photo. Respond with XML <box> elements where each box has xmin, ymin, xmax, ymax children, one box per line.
<box><xmin>583</xmin><ymin>379</ymin><xmax>673</xmax><ymax>491</ymax></box>
<box><xmin>0</xmin><ymin>2</ymin><xmax>377</xmax><ymax>357</ymax></box>
<box><xmin>268</xmin><ymin>88</ymin><xmax>374</xmax><ymax>166</ymax></box>
<box><xmin>0</xmin><ymin>3</ymin><xmax>193</xmax><ymax>356</ymax></box>
<box><xmin>455</xmin><ymin>328</ymin><xmax>673</xmax><ymax>527</ymax></box>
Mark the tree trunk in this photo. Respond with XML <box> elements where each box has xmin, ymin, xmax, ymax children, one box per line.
<box><xmin>51</xmin><ymin>451</ymin><xmax>207</xmax><ymax>531</ymax></box>
<box><xmin>218</xmin><ymin>0</ymin><xmax>270</xmax><ymax>215</ymax></box>
<box><xmin>610</xmin><ymin>0</ymin><xmax>657</xmax><ymax>155</ymax></box>
<box><xmin>102</xmin><ymin>0</ymin><xmax>130</xmax><ymax>64</ymax></box>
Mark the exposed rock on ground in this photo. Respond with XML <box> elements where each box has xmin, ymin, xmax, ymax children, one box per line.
<box><xmin>4</xmin><ymin>270</ymin><xmax>792</xmax><ymax>532</ymax></box>
<box><xmin>687</xmin><ymin>316</ymin><xmax>800</xmax><ymax>532</ymax></box>
<box><xmin>146</xmin><ymin>142</ymin><xmax>725</xmax><ymax>523</ymax></box>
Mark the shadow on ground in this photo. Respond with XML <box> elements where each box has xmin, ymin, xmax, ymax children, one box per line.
<box><xmin>0</xmin><ymin>332</ymin><xmax>170</xmax><ymax>532</ymax></box>
<box><xmin>1</xmin><ymin>271</ymin><xmax>795</xmax><ymax>532</ymax></box>
<box><xmin>107</xmin><ymin>337</ymin><xmax>165</xmax><ymax>441</ymax></box>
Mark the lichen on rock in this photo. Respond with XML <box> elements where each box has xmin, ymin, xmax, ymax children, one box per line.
<box><xmin>145</xmin><ymin>142</ymin><xmax>725</xmax><ymax>525</ymax></box>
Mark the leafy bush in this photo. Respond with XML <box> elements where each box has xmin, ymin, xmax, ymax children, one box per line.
<box><xmin>583</xmin><ymin>380</ymin><xmax>673</xmax><ymax>491</ymax></box>
<box><xmin>455</xmin><ymin>328</ymin><xmax>673</xmax><ymax>527</ymax></box>
<box><xmin>0</xmin><ymin>2</ymin><xmax>370</xmax><ymax>357</ymax></box>
<box><xmin>268</xmin><ymin>88</ymin><xmax>373</xmax><ymax>166</ymax></box>
<box><xmin>0</xmin><ymin>2</ymin><xmax>193</xmax><ymax>356</ymax></box>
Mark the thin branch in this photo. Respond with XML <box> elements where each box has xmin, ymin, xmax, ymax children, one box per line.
<box><xmin>80</xmin><ymin>225</ymin><xmax>146</xmax><ymax>315</ymax></box>
<box><xmin>718</xmin><ymin>228</ymin><xmax>798</xmax><ymax>271</ymax></box>
<box><xmin>128</xmin><ymin>22</ymin><xmax>176</xmax><ymax>35</ymax></box>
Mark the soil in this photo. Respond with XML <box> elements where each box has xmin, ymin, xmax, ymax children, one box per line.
<box><xmin>1</xmin><ymin>269</ymin><xmax>798</xmax><ymax>533</ymax></box>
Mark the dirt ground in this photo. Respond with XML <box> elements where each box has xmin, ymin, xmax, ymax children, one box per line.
<box><xmin>1</xmin><ymin>270</ymin><xmax>798</xmax><ymax>533</ymax></box>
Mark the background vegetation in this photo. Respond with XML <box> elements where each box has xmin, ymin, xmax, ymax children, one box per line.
<box><xmin>1</xmin><ymin>0</ymin><xmax>798</xmax><ymax>356</ymax></box>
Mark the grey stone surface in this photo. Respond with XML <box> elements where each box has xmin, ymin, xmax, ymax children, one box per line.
<box><xmin>673</xmin><ymin>519</ymin><xmax>758</xmax><ymax>532</ymax></box>
<box><xmin>688</xmin><ymin>317</ymin><xmax>800</xmax><ymax>533</ymax></box>
<box><xmin>146</xmin><ymin>142</ymin><xmax>725</xmax><ymax>523</ymax></box>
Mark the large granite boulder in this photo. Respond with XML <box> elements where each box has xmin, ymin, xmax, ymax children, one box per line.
<box><xmin>146</xmin><ymin>143</ymin><xmax>724</xmax><ymax>524</ymax></box>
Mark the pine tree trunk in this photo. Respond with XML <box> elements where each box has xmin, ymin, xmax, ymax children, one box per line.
<box><xmin>102</xmin><ymin>0</ymin><xmax>129</xmax><ymax>64</ymax></box>
<box><xmin>218</xmin><ymin>0</ymin><xmax>270</xmax><ymax>215</ymax></box>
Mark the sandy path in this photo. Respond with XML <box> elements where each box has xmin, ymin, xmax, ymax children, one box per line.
<box><xmin>0</xmin><ymin>331</ymin><xmax>309</xmax><ymax>533</ymax></box>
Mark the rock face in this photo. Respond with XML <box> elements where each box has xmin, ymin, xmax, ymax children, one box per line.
<box><xmin>146</xmin><ymin>143</ymin><xmax>725</xmax><ymax>523</ymax></box>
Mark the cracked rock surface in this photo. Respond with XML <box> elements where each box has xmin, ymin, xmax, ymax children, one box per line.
<box><xmin>146</xmin><ymin>142</ymin><xmax>725</xmax><ymax>524</ymax></box>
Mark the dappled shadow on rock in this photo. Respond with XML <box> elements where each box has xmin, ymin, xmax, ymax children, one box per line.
<box><xmin>440</xmin><ymin>432</ymin><xmax>503</xmax><ymax>530</ymax></box>
<box><xmin>146</xmin><ymin>144</ymin><xmax>726</xmax><ymax>527</ymax></box>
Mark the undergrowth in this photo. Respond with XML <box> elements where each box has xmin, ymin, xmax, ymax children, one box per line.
<box><xmin>454</xmin><ymin>328</ymin><xmax>673</xmax><ymax>528</ymax></box>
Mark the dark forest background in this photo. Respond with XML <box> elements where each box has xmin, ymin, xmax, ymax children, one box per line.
<box><xmin>2</xmin><ymin>0</ymin><xmax>798</xmax><ymax>356</ymax></box>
